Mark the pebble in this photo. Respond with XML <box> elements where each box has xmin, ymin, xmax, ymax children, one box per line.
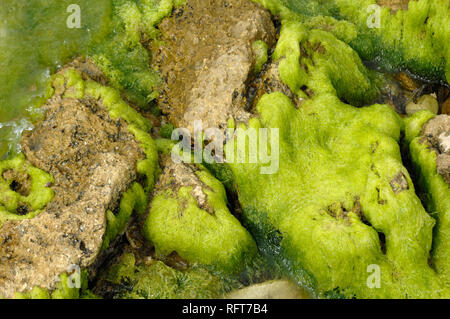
<box><xmin>406</xmin><ymin>94</ymin><xmax>439</xmax><ymax>115</ymax></box>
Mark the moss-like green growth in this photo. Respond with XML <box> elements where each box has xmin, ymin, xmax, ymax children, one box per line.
<box><xmin>144</xmin><ymin>164</ymin><xmax>259</xmax><ymax>276</ymax></box>
<box><xmin>216</xmin><ymin>18</ymin><xmax>449</xmax><ymax>298</ymax></box>
<box><xmin>90</xmin><ymin>0</ymin><xmax>185</xmax><ymax>108</ymax></box>
<box><xmin>255</xmin><ymin>0</ymin><xmax>450</xmax><ymax>83</ymax></box>
<box><xmin>0</xmin><ymin>154</ymin><xmax>54</xmax><ymax>227</ymax></box>
<box><xmin>404</xmin><ymin>111</ymin><xmax>450</xmax><ymax>286</ymax></box>
<box><xmin>273</xmin><ymin>21</ymin><xmax>380</xmax><ymax>105</ymax></box>
<box><xmin>103</xmin><ymin>182</ymin><xmax>147</xmax><ymax>250</ymax></box>
<box><xmin>160</xmin><ymin>123</ymin><xmax>175</xmax><ymax>139</ymax></box>
<box><xmin>14</xmin><ymin>270</ymin><xmax>90</xmax><ymax>299</ymax></box>
<box><xmin>252</xmin><ymin>40</ymin><xmax>269</xmax><ymax>74</ymax></box>
<box><xmin>100</xmin><ymin>252</ymin><xmax>225</xmax><ymax>299</ymax></box>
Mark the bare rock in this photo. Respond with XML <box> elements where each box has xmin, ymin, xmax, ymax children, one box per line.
<box><xmin>154</xmin><ymin>0</ymin><xmax>275</xmax><ymax>132</ymax></box>
<box><xmin>422</xmin><ymin>114</ymin><xmax>450</xmax><ymax>185</ymax></box>
<box><xmin>226</xmin><ymin>280</ymin><xmax>311</xmax><ymax>299</ymax></box>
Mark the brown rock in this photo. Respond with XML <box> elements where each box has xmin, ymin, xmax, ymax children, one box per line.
<box><xmin>0</xmin><ymin>67</ymin><xmax>143</xmax><ymax>298</ymax></box>
<box><xmin>422</xmin><ymin>114</ymin><xmax>450</xmax><ymax>185</ymax></box>
<box><xmin>154</xmin><ymin>0</ymin><xmax>275</xmax><ymax>132</ymax></box>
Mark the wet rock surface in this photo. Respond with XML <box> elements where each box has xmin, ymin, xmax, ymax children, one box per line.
<box><xmin>154</xmin><ymin>155</ymin><xmax>212</xmax><ymax>214</ymax></box>
<box><xmin>422</xmin><ymin>115</ymin><xmax>450</xmax><ymax>185</ymax></box>
<box><xmin>0</xmin><ymin>67</ymin><xmax>143</xmax><ymax>298</ymax></box>
<box><xmin>154</xmin><ymin>0</ymin><xmax>275</xmax><ymax>132</ymax></box>
<box><xmin>249</xmin><ymin>62</ymin><xmax>304</xmax><ymax>110</ymax></box>
<box><xmin>226</xmin><ymin>280</ymin><xmax>310</xmax><ymax>299</ymax></box>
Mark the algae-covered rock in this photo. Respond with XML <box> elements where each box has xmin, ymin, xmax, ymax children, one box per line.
<box><xmin>0</xmin><ymin>154</ymin><xmax>53</xmax><ymax>226</ymax></box>
<box><xmin>94</xmin><ymin>249</ymin><xmax>226</xmax><ymax>299</ymax></box>
<box><xmin>143</xmin><ymin>156</ymin><xmax>259</xmax><ymax>276</ymax></box>
<box><xmin>216</xmin><ymin>19</ymin><xmax>449</xmax><ymax>298</ymax></box>
<box><xmin>255</xmin><ymin>0</ymin><xmax>450</xmax><ymax>83</ymax></box>
<box><xmin>0</xmin><ymin>62</ymin><xmax>158</xmax><ymax>299</ymax></box>
<box><xmin>146</xmin><ymin>1</ymin><xmax>449</xmax><ymax>298</ymax></box>
<box><xmin>404</xmin><ymin>112</ymin><xmax>450</xmax><ymax>286</ymax></box>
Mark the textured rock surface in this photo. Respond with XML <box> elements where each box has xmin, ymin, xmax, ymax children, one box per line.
<box><xmin>0</xmin><ymin>68</ymin><xmax>143</xmax><ymax>298</ymax></box>
<box><xmin>227</xmin><ymin>280</ymin><xmax>310</xmax><ymax>299</ymax></box>
<box><xmin>155</xmin><ymin>0</ymin><xmax>275</xmax><ymax>132</ymax></box>
<box><xmin>422</xmin><ymin>115</ymin><xmax>450</xmax><ymax>184</ymax></box>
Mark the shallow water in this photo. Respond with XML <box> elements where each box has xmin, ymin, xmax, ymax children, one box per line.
<box><xmin>0</xmin><ymin>0</ymin><xmax>111</xmax><ymax>158</ymax></box>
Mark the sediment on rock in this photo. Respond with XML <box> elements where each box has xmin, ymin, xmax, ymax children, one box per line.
<box><xmin>154</xmin><ymin>0</ymin><xmax>276</xmax><ymax>132</ymax></box>
<box><xmin>0</xmin><ymin>64</ymin><xmax>146</xmax><ymax>298</ymax></box>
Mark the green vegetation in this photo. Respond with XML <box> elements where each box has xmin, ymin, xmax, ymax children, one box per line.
<box><xmin>0</xmin><ymin>154</ymin><xmax>54</xmax><ymax>227</ymax></box>
<box><xmin>255</xmin><ymin>0</ymin><xmax>450</xmax><ymax>82</ymax></box>
<box><xmin>216</xmin><ymin>18</ymin><xmax>450</xmax><ymax>298</ymax></box>
<box><xmin>144</xmin><ymin>163</ymin><xmax>259</xmax><ymax>276</ymax></box>
<box><xmin>100</xmin><ymin>252</ymin><xmax>226</xmax><ymax>299</ymax></box>
<box><xmin>404</xmin><ymin>111</ymin><xmax>450</xmax><ymax>286</ymax></box>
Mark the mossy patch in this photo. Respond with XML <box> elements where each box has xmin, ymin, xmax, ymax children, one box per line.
<box><xmin>0</xmin><ymin>154</ymin><xmax>54</xmax><ymax>227</ymax></box>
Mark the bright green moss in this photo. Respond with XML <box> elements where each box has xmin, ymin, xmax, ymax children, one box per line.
<box><xmin>226</xmin><ymin>92</ymin><xmax>449</xmax><ymax>298</ymax></box>
<box><xmin>102</xmin><ymin>182</ymin><xmax>147</xmax><ymax>250</ymax></box>
<box><xmin>404</xmin><ymin>111</ymin><xmax>450</xmax><ymax>286</ymax></box>
<box><xmin>144</xmin><ymin>164</ymin><xmax>259</xmax><ymax>276</ymax></box>
<box><xmin>0</xmin><ymin>154</ymin><xmax>54</xmax><ymax>227</ymax></box>
<box><xmin>215</xmin><ymin>17</ymin><xmax>450</xmax><ymax>298</ymax></box>
<box><xmin>255</xmin><ymin>0</ymin><xmax>450</xmax><ymax>83</ymax></box>
<box><xmin>273</xmin><ymin>21</ymin><xmax>380</xmax><ymax>106</ymax></box>
<box><xmin>90</xmin><ymin>0</ymin><xmax>185</xmax><ymax>108</ymax></box>
<box><xmin>101</xmin><ymin>252</ymin><xmax>225</xmax><ymax>299</ymax></box>
<box><xmin>252</xmin><ymin>40</ymin><xmax>269</xmax><ymax>74</ymax></box>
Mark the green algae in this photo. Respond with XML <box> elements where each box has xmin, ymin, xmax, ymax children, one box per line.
<box><xmin>212</xmin><ymin>18</ymin><xmax>450</xmax><ymax>298</ymax></box>
<box><xmin>99</xmin><ymin>252</ymin><xmax>225</xmax><ymax>299</ymax></box>
<box><xmin>103</xmin><ymin>182</ymin><xmax>148</xmax><ymax>250</ymax></box>
<box><xmin>254</xmin><ymin>0</ymin><xmax>450</xmax><ymax>83</ymax></box>
<box><xmin>404</xmin><ymin>111</ymin><xmax>450</xmax><ymax>287</ymax></box>
<box><xmin>252</xmin><ymin>40</ymin><xmax>269</xmax><ymax>74</ymax></box>
<box><xmin>273</xmin><ymin>21</ymin><xmax>381</xmax><ymax>105</ymax></box>
<box><xmin>14</xmin><ymin>270</ymin><xmax>91</xmax><ymax>299</ymax></box>
<box><xmin>143</xmin><ymin>163</ymin><xmax>259</xmax><ymax>276</ymax></box>
<box><xmin>0</xmin><ymin>154</ymin><xmax>54</xmax><ymax>227</ymax></box>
